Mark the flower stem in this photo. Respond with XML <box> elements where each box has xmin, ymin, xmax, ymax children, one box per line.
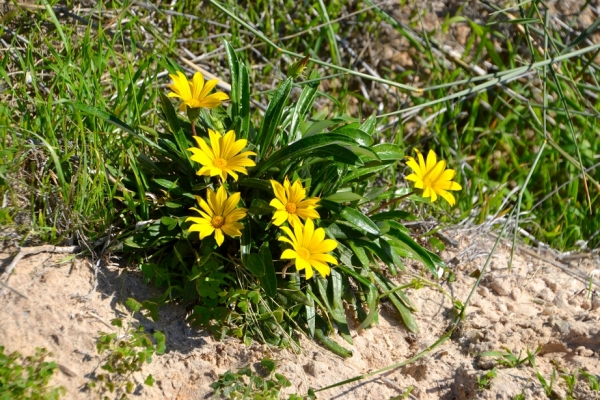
<box><xmin>367</xmin><ymin>190</ymin><xmax>415</xmax><ymax>216</ymax></box>
<box><xmin>191</xmin><ymin>122</ymin><xmax>197</xmax><ymax>136</ymax></box>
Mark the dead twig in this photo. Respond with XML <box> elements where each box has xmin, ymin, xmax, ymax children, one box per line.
<box><xmin>0</xmin><ymin>245</ymin><xmax>80</xmax><ymax>296</ymax></box>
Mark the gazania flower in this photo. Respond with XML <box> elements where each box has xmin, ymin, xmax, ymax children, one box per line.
<box><xmin>278</xmin><ymin>219</ymin><xmax>338</xmax><ymax>279</ymax></box>
<box><xmin>186</xmin><ymin>186</ymin><xmax>247</xmax><ymax>246</ymax></box>
<box><xmin>168</xmin><ymin>71</ymin><xmax>229</xmax><ymax>111</ymax></box>
<box><xmin>270</xmin><ymin>177</ymin><xmax>320</xmax><ymax>227</ymax></box>
<box><xmin>405</xmin><ymin>149</ymin><xmax>462</xmax><ymax>206</ymax></box>
<box><xmin>188</xmin><ymin>129</ymin><xmax>256</xmax><ymax>181</ymax></box>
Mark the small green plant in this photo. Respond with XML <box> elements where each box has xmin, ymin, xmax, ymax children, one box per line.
<box><xmin>87</xmin><ymin>298</ymin><xmax>166</xmax><ymax>399</ymax></box>
<box><xmin>536</xmin><ymin>368</ymin><xmax>557</xmax><ymax>398</ymax></box>
<box><xmin>512</xmin><ymin>389</ymin><xmax>526</xmax><ymax>400</ymax></box>
<box><xmin>479</xmin><ymin>346</ymin><xmax>540</xmax><ymax>368</ymax></box>
<box><xmin>476</xmin><ymin>367</ymin><xmax>498</xmax><ymax>390</ymax></box>
<box><xmin>0</xmin><ymin>346</ymin><xmax>65</xmax><ymax>399</ymax></box>
<box><xmin>580</xmin><ymin>371</ymin><xmax>599</xmax><ymax>392</ymax></box>
<box><xmin>560</xmin><ymin>368</ymin><xmax>578</xmax><ymax>399</ymax></box>
<box><xmin>210</xmin><ymin>358</ymin><xmax>314</xmax><ymax>399</ymax></box>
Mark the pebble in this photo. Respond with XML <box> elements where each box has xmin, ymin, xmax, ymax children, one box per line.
<box><xmin>477</xmin><ymin>286</ymin><xmax>490</xmax><ymax>298</ymax></box>
<box><xmin>543</xmin><ymin>277</ymin><xmax>560</xmax><ymax>292</ymax></box>
<box><xmin>553</xmin><ymin>319</ymin><xmax>571</xmax><ymax>335</ymax></box>
<box><xmin>553</xmin><ymin>290</ymin><xmax>570</xmax><ymax>309</ymax></box>
<box><xmin>576</xmin><ymin>346</ymin><xmax>594</xmax><ymax>357</ymax></box>
<box><xmin>537</xmin><ymin>287</ymin><xmax>555</xmax><ymax>302</ymax></box>
<box><xmin>490</xmin><ymin>277</ymin><xmax>511</xmax><ymax>296</ymax></box>
<box><xmin>510</xmin><ymin>288</ymin><xmax>522</xmax><ymax>301</ymax></box>
<box><xmin>581</xmin><ymin>299</ymin><xmax>592</xmax><ymax>310</ymax></box>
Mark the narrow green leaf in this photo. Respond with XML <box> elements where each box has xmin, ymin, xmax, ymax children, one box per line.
<box><xmin>245</xmin><ymin>253</ymin><xmax>266</xmax><ymax>277</ymax></box>
<box><xmin>256</xmin><ymin>133</ymin><xmax>363</xmax><ymax>175</ymax></box>
<box><xmin>290</xmin><ymin>70</ymin><xmax>320</xmax><ymax>141</ymax></box>
<box><xmin>314</xmin><ymin>328</ymin><xmax>352</xmax><ymax>358</ymax></box>
<box><xmin>256</xmin><ymin>77</ymin><xmax>293</xmax><ymax>158</ymax></box>
<box><xmin>340</xmin><ymin>207</ymin><xmax>381</xmax><ymax>235</ymax></box>
<box><xmin>324</xmin><ymin>191</ymin><xmax>364</xmax><ymax>203</ymax></box>
<box><xmin>359</xmin><ymin>114</ymin><xmax>377</xmax><ymax>135</ymax></box>
<box><xmin>73</xmin><ymin>103</ymin><xmax>160</xmax><ymax>150</ymax></box>
<box><xmin>330</xmin><ymin>126</ymin><xmax>374</xmax><ymax>146</ymax></box>
<box><xmin>223</xmin><ymin>40</ymin><xmax>240</xmax><ymax>106</ymax></box>
<box><xmin>239</xmin><ymin>63</ymin><xmax>251</xmax><ymax>139</ymax></box>
<box><xmin>259</xmin><ymin>243</ymin><xmax>277</xmax><ymax>297</ymax></box>
<box><xmin>373</xmin><ymin>273</ymin><xmax>418</xmax><ymax>333</ymax></box>
<box><xmin>372</xmin><ymin>143</ymin><xmax>404</xmax><ymax>160</ymax></box>
<box><xmin>158</xmin><ymin>92</ymin><xmax>181</xmax><ymax>135</ymax></box>
<box><xmin>370</xmin><ymin>210</ymin><xmax>413</xmax><ymax>221</ymax></box>
<box><xmin>386</xmin><ymin>228</ymin><xmax>437</xmax><ymax>277</ymax></box>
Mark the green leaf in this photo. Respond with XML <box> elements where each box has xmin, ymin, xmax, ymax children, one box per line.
<box><xmin>343</xmin><ymin>164</ymin><xmax>391</xmax><ymax>183</ymax></box>
<box><xmin>73</xmin><ymin>102</ymin><xmax>160</xmax><ymax>150</ymax></box>
<box><xmin>314</xmin><ymin>328</ymin><xmax>352</xmax><ymax>358</ymax></box>
<box><xmin>290</xmin><ymin>70</ymin><xmax>320</xmax><ymax>140</ymax></box>
<box><xmin>248</xmin><ymin>198</ymin><xmax>274</xmax><ymax>215</ymax></box>
<box><xmin>370</xmin><ymin>210</ymin><xmax>413</xmax><ymax>221</ymax></box>
<box><xmin>324</xmin><ymin>191</ymin><xmax>364</xmax><ymax>203</ymax></box>
<box><xmin>330</xmin><ymin>126</ymin><xmax>374</xmax><ymax>146</ymax></box>
<box><xmin>255</xmin><ymin>77</ymin><xmax>293</xmax><ymax>158</ymax></box>
<box><xmin>239</xmin><ymin>64</ymin><xmax>251</xmax><ymax>138</ymax></box>
<box><xmin>126</xmin><ymin>298</ymin><xmax>142</xmax><ymax>312</ymax></box>
<box><xmin>245</xmin><ymin>253</ymin><xmax>266</xmax><ymax>277</ymax></box>
<box><xmin>372</xmin><ymin>143</ymin><xmax>404</xmax><ymax>160</ymax></box>
<box><xmin>223</xmin><ymin>40</ymin><xmax>240</xmax><ymax>107</ymax></box>
<box><xmin>261</xmin><ymin>358</ymin><xmax>277</xmax><ymax>373</ymax></box>
<box><xmin>359</xmin><ymin>114</ymin><xmax>377</xmax><ymax>135</ymax></box>
<box><xmin>259</xmin><ymin>243</ymin><xmax>277</xmax><ymax>297</ymax></box>
<box><xmin>373</xmin><ymin>273</ymin><xmax>418</xmax><ymax>333</ymax></box>
<box><xmin>144</xmin><ymin>374</ymin><xmax>155</xmax><ymax>386</ymax></box>
<box><xmin>256</xmin><ymin>133</ymin><xmax>365</xmax><ymax>175</ymax></box>
<box><xmin>385</xmin><ymin>228</ymin><xmax>437</xmax><ymax>277</ymax></box>
<box><xmin>340</xmin><ymin>207</ymin><xmax>381</xmax><ymax>235</ymax></box>
<box><xmin>159</xmin><ymin>92</ymin><xmax>181</xmax><ymax>135</ymax></box>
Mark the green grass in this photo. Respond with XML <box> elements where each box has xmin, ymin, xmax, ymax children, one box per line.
<box><xmin>1</xmin><ymin>0</ymin><xmax>598</xmax><ymax>251</ymax></box>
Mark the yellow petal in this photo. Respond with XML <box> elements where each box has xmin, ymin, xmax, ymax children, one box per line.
<box><xmin>425</xmin><ymin>149</ymin><xmax>437</xmax><ymax>173</ymax></box>
<box><xmin>191</xmin><ymin>72</ymin><xmax>205</xmax><ymax>100</ymax></box>
<box><xmin>223</xmin><ymin>192</ymin><xmax>241</xmax><ymax>216</ymax></box>
<box><xmin>437</xmin><ymin>189</ymin><xmax>456</xmax><ymax>206</ymax></box>
<box><xmin>281</xmin><ymin>249</ymin><xmax>298</xmax><ymax>260</ymax></box>
<box><xmin>214</xmin><ymin>229</ymin><xmax>224</xmax><ymax>246</ymax></box>
<box><xmin>272</xmin><ymin>210</ymin><xmax>289</xmax><ymax>226</ymax></box>
<box><xmin>308</xmin><ymin>260</ymin><xmax>331</xmax><ymax>278</ymax></box>
<box><xmin>197</xmin><ymin>79</ymin><xmax>219</xmax><ymax>101</ymax></box>
<box><xmin>271</xmin><ymin>180</ymin><xmax>287</xmax><ymax>203</ymax></box>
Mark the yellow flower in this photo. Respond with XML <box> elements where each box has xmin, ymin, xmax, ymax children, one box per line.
<box><xmin>270</xmin><ymin>177</ymin><xmax>320</xmax><ymax>227</ymax></box>
<box><xmin>278</xmin><ymin>219</ymin><xmax>338</xmax><ymax>279</ymax></box>
<box><xmin>186</xmin><ymin>186</ymin><xmax>247</xmax><ymax>246</ymax></box>
<box><xmin>188</xmin><ymin>129</ymin><xmax>256</xmax><ymax>181</ymax></box>
<box><xmin>168</xmin><ymin>71</ymin><xmax>229</xmax><ymax>111</ymax></box>
<box><xmin>405</xmin><ymin>149</ymin><xmax>462</xmax><ymax>206</ymax></box>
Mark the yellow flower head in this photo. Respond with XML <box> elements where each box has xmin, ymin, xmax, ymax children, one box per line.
<box><xmin>168</xmin><ymin>71</ymin><xmax>229</xmax><ymax>111</ymax></box>
<box><xmin>186</xmin><ymin>186</ymin><xmax>247</xmax><ymax>247</ymax></box>
<box><xmin>278</xmin><ymin>219</ymin><xmax>338</xmax><ymax>279</ymax></box>
<box><xmin>405</xmin><ymin>149</ymin><xmax>462</xmax><ymax>206</ymax></box>
<box><xmin>188</xmin><ymin>129</ymin><xmax>256</xmax><ymax>181</ymax></box>
<box><xmin>270</xmin><ymin>177</ymin><xmax>320</xmax><ymax>228</ymax></box>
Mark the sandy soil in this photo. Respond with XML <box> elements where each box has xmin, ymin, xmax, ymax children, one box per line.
<box><xmin>1</xmin><ymin>229</ymin><xmax>599</xmax><ymax>400</ymax></box>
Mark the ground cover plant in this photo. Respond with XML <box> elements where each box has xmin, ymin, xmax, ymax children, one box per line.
<box><xmin>0</xmin><ymin>346</ymin><xmax>65</xmax><ymax>400</ymax></box>
<box><xmin>1</xmin><ymin>0</ymin><xmax>599</xmax><ymax>397</ymax></box>
<box><xmin>108</xmin><ymin>42</ymin><xmax>452</xmax><ymax>352</ymax></box>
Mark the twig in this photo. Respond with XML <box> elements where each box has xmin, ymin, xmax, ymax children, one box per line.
<box><xmin>0</xmin><ymin>245</ymin><xmax>80</xmax><ymax>296</ymax></box>
<box><xmin>0</xmin><ymin>280</ymin><xmax>28</xmax><ymax>299</ymax></box>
